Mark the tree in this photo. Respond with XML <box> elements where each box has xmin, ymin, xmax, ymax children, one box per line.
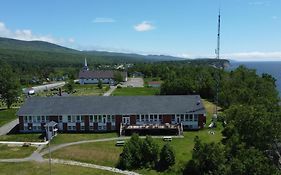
<box><xmin>65</xmin><ymin>79</ymin><xmax>74</xmax><ymax>94</ymax></box>
<box><xmin>142</xmin><ymin>136</ymin><xmax>159</xmax><ymax>168</ymax></box>
<box><xmin>184</xmin><ymin>136</ymin><xmax>227</xmax><ymax>175</ymax></box>
<box><xmin>0</xmin><ymin>61</ymin><xmax>21</xmax><ymax>108</ymax></box>
<box><xmin>113</xmin><ymin>71</ymin><xmax>123</xmax><ymax>84</ymax></box>
<box><xmin>158</xmin><ymin>143</ymin><xmax>175</xmax><ymax>170</ymax></box>
<box><xmin>98</xmin><ymin>79</ymin><xmax>103</xmax><ymax>89</ymax></box>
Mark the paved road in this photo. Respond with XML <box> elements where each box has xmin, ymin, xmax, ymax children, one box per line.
<box><xmin>103</xmin><ymin>86</ymin><xmax>117</xmax><ymax>96</ymax></box>
<box><xmin>0</xmin><ymin>119</ymin><xmax>18</xmax><ymax>136</ymax></box>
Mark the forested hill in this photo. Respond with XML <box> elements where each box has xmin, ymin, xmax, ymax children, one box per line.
<box><xmin>0</xmin><ymin>37</ymin><xmax>229</xmax><ymax>66</ymax></box>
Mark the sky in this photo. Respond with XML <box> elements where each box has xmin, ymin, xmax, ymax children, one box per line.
<box><xmin>0</xmin><ymin>0</ymin><xmax>280</xmax><ymax>61</ymax></box>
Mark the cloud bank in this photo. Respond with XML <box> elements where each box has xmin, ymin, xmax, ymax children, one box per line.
<box><xmin>0</xmin><ymin>21</ymin><xmax>74</xmax><ymax>45</ymax></box>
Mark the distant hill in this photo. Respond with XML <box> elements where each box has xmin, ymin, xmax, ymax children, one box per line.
<box><xmin>0</xmin><ymin>37</ymin><xmax>229</xmax><ymax>68</ymax></box>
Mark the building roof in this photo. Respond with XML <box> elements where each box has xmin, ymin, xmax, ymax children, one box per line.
<box><xmin>79</xmin><ymin>70</ymin><xmax>127</xmax><ymax>79</ymax></box>
<box><xmin>17</xmin><ymin>95</ymin><xmax>206</xmax><ymax>116</ymax></box>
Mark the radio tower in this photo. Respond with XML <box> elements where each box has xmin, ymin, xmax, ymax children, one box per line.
<box><xmin>214</xmin><ymin>8</ymin><xmax>221</xmax><ymax>117</ymax></box>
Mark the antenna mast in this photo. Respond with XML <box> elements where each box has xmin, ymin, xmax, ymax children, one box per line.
<box><xmin>214</xmin><ymin>8</ymin><xmax>221</xmax><ymax>116</ymax></box>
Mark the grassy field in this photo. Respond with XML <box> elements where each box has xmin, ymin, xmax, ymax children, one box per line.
<box><xmin>0</xmin><ymin>162</ymin><xmax>120</xmax><ymax>175</ymax></box>
<box><xmin>0</xmin><ymin>108</ymin><xmax>18</xmax><ymax>127</ymax></box>
<box><xmin>0</xmin><ymin>133</ymin><xmax>43</xmax><ymax>142</ymax></box>
<box><xmin>72</xmin><ymin>84</ymin><xmax>109</xmax><ymax>96</ymax></box>
<box><xmin>50</xmin><ymin>132</ymin><xmax>118</xmax><ymax>145</ymax></box>
<box><xmin>51</xmin><ymin>141</ymin><xmax>122</xmax><ymax>167</ymax></box>
<box><xmin>0</xmin><ymin>144</ymin><xmax>36</xmax><ymax>159</ymax></box>
<box><xmin>112</xmin><ymin>87</ymin><xmax>159</xmax><ymax>96</ymax></box>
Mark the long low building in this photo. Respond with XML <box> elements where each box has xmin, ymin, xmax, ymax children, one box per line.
<box><xmin>17</xmin><ymin>95</ymin><xmax>206</xmax><ymax>134</ymax></box>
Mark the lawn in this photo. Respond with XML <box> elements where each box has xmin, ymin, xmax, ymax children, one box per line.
<box><xmin>50</xmin><ymin>132</ymin><xmax>118</xmax><ymax>145</ymax></box>
<box><xmin>0</xmin><ymin>133</ymin><xmax>43</xmax><ymax>142</ymax></box>
<box><xmin>0</xmin><ymin>162</ymin><xmax>120</xmax><ymax>175</ymax></box>
<box><xmin>72</xmin><ymin>84</ymin><xmax>109</xmax><ymax>96</ymax></box>
<box><xmin>51</xmin><ymin>141</ymin><xmax>122</xmax><ymax>167</ymax></box>
<box><xmin>0</xmin><ymin>108</ymin><xmax>18</xmax><ymax>127</ymax></box>
<box><xmin>112</xmin><ymin>87</ymin><xmax>159</xmax><ymax>96</ymax></box>
<box><xmin>0</xmin><ymin>144</ymin><xmax>36</xmax><ymax>159</ymax></box>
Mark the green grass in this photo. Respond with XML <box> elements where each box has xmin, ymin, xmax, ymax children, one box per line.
<box><xmin>112</xmin><ymin>87</ymin><xmax>159</xmax><ymax>96</ymax></box>
<box><xmin>50</xmin><ymin>132</ymin><xmax>118</xmax><ymax>145</ymax></box>
<box><xmin>0</xmin><ymin>162</ymin><xmax>120</xmax><ymax>175</ymax></box>
<box><xmin>72</xmin><ymin>84</ymin><xmax>109</xmax><ymax>96</ymax></box>
<box><xmin>51</xmin><ymin>141</ymin><xmax>122</xmax><ymax>167</ymax></box>
<box><xmin>0</xmin><ymin>108</ymin><xmax>17</xmax><ymax>127</ymax></box>
<box><xmin>0</xmin><ymin>133</ymin><xmax>43</xmax><ymax>142</ymax></box>
<box><xmin>0</xmin><ymin>144</ymin><xmax>36</xmax><ymax>159</ymax></box>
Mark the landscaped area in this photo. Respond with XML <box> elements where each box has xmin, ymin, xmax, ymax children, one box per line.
<box><xmin>0</xmin><ymin>144</ymin><xmax>36</xmax><ymax>159</ymax></box>
<box><xmin>0</xmin><ymin>108</ymin><xmax>17</xmax><ymax>127</ymax></box>
<box><xmin>0</xmin><ymin>162</ymin><xmax>119</xmax><ymax>175</ymax></box>
<box><xmin>112</xmin><ymin>87</ymin><xmax>159</xmax><ymax>96</ymax></box>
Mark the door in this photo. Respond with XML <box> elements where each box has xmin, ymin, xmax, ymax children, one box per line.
<box><xmin>122</xmin><ymin>117</ymin><xmax>130</xmax><ymax>125</ymax></box>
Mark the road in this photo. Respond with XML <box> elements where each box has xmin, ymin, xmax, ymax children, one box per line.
<box><xmin>22</xmin><ymin>81</ymin><xmax>66</xmax><ymax>94</ymax></box>
<box><xmin>0</xmin><ymin>119</ymin><xmax>18</xmax><ymax>136</ymax></box>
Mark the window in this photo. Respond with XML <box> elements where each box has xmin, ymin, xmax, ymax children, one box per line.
<box><xmin>32</xmin><ymin>126</ymin><xmax>36</xmax><ymax>130</ymax></box>
<box><xmin>59</xmin><ymin>116</ymin><xmax>62</xmax><ymax>123</ymax></box>
<box><xmin>24</xmin><ymin>126</ymin><xmax>28</xmax><ymax>131</ymax></box>
<box><xmin>73</xmin><ymin>126</ymin><xmax>76</xmax><ymax>130</ymax></box>
<box><xmin>89</xmin><ymin>115</ymin><xmax>93</xmax><ymax>122</ymax></box>
<box><xmin>81</xmin><ymin>116</ymin><xmax>85</xmax><ymax>122</ymax></box>
<box><xmin>98</xmin><ymin>126</ymin><xmax>102</xmax><ymax>130</ymax></box>
<box><xmin>94</xmin><ymin>115</ymin><xmax>98</xmax><ymax>122</ymax></box>
<box><xmin>29</xmin><ymin>116</ymin><xmax>32</xmax><ymax>122</ymax></box>
<box><xmin>81</xmin><ymin>126</ymin><xmax>85</xmax><ymax>130</ymax></box>
<box><xmin>141</xmin><ymin>115</ymin><xmax>144</xmax><ymax>121</ymax></box>
<box><xmin>154</xmin><ymin>115</ymin><xmax>158</xmax><ymax>121</ymax></box>
<box><xmin>76</xmin><ymin>116</ymin><xmax>80</xmax><ymax>122</ymax></box>
<box><xmin>111</xmin><ymin>115</ymin><xmax>115</xmax><ymax>122</ymax></box>
<box><xmin>89</xmin><ymin>126</ymin><xmax>94</xmax><ymax>130</ymax></box>
<box><xmin>189</xmin><ymin>115</ymin><xmax>193</xmax><ymax>121</ymax></box>
<box><xmin>107</xmin><ymin>115</ymin><xmax>111</xmax><ymax>122</ymax></box>
<box><xmin>181</xmin><ymin>114</ymin><xmax>184</xmax><ymax>122</ymax></box>
<box><xmin>150</xmin><ymin>115</ymin><xmax>153</xmax><ymax>121</ymax></box>
<box><xmin>46</xmin><ymin>116</ymin><xmax>49</xmax><ymax>122</ymax></box>
<box><xmin>145</xmin><ymin>115</ymin><xmax>149</xmax><ymax>122</ymax></box>
<box><xmin>37</xmin><ymin>116</ymin><xmax>40</xmax><ymax>123</ymax></box>
<box><xmin>98</xmin><ymin>115</ymin><xmax>102</xmax><ymax>123</ymax></box>
<box><xmin>68</xmin><ymin>116</ymin><xmax>71</xmax><ymax>122</ymax></box>
<box><xmin>41</xmin><ymin>116</ymin><xmax>45</xmax><ymax>122</ymax></box>
<box><xmin>194</xmin><ymin>115</ymin><xmax>198</xmax><ymax>121</ymax></box>
<box><xmin>172</xmin><ymin>115</ymin><xmax>175</xmax><ymax>122</ymax></box>
<box><xmin>33</xmin><ymin>116</ymin><xmax>36</xmax><ymax>122</ymax></box>
<box><xmin>137</xmin><ymin>115</ymin><xmax>140</xmax><ymax>121</ymax></box>
<box><xmin>159</xmin><ymin>115</ymin><xmax>163</xmax><ymax>122</ymax></box>
<box><xmin>24</xmin><ymin>116</ymin><xmax>28</xmax><ymax>122</ymax></box>
<box><xmin>68</xmin><ymin>126</ymin><xmax>72</xmax><ymax>130</ymax></box>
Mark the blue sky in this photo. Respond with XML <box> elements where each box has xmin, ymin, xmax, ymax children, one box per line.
<box><xmin>0</xmin><ymin>0</ymin><xmax>280</xmax><ymax>61</ymax></box>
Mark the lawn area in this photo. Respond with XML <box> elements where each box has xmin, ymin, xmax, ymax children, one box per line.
<box><xmin>50</xmin><ymin>132</ymin><xmax>118</xmax><ymax>145</ymax></box>
<box><xmin>112</xmin><ymin>87</ymin><xmax>159</xmax><ymax>96</ymax></box>
<box><xmin>72</xmin><ymin>84</ymin><xmax>109</xmax><ymax>96</ymax></box>
<box><xmin>0</xmin><ymin>162</ymin><xmax>120</xmax><ymax>175</ymax></box>
<box><xmin>0</xmin><ymin>144</ymin><xmax>36</xmax><ymax>159</ymax></box>
<box><xmin>0</xmin><ymin>133</ymin><xmax>43</xmax><ymax>142</ymax></box>
<box><xmin>0</xmin><ymin>108</ymin><xmax>18</xmax><ymax>127</ymax></box>
<box><xmin>51</xmin><ymin>140</ymin><xmax>122</xmax><ymax>167</ymax></box>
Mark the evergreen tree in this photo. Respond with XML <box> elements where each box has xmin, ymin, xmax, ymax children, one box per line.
<box><xmin>142</xmin><ymin>136</ymin><xmax>159</xmax><ymax>168</ymax></box>
<box><xmin>98</xmin><ymin>79</ymin><xmax>103</xmax><ymax>89</ymax></box>
<box><xmin>158</xmin><ymin>143</ymin><xmax>175</xmax><ymax>170</ymax></box>
<box><xmin>0</xmin><ymin>61</ymin><xmax>21</xmax><ymax>108</ymax></box>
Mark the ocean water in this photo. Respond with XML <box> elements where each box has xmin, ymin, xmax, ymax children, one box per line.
<box><xmin>228</xmin><ymin>61</ymin><xmax>281</xmax><ymax>97</ymax></box>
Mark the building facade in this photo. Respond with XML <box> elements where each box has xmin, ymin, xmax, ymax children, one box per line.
<box><xmin>78</xmin><ymin>58</ymin><xmax>127</xmax><ymax>84</ymax></box>
<box><xmin>17</xmin><ymin>95</ymin><xmax>206</xmax><ymax>134</ymax></box>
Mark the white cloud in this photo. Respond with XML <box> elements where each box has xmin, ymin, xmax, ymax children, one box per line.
<box><xmin>92</xmin><ymin>17</ymin><xmax>116</xmax><ymax>23</ymax></box>
<box><xmin>134</xmin><ymin>21</ymin><xmax>155</xmax><ymax>32</ymax></box>
<box><xmin>0</xmin><ymin>21</ymin><xmax>74</xmax><ymax>45</ymax></box>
